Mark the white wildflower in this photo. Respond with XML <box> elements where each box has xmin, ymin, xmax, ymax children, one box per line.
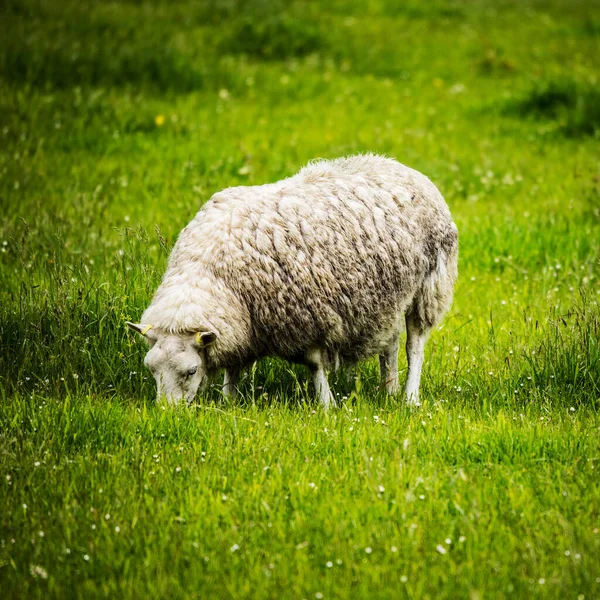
<box><xmin>29</xmin><ymin>565</ymin><xmax>48</xmax><ymax>579</ymax></box>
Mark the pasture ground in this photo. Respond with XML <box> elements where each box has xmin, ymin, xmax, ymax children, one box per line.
<box><xmin>0</xmin><ymin>0</ymin><xmax>599</xmax><ymax>598</ymax></box>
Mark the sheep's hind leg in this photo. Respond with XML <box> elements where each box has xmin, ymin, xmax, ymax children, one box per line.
<box><xmin>405</xmin><ymin>312</ymin><xmax>429</xmax><ymax>407</ymax></box>
<box><xmin>223</xmin><ymin>367</ymin><xmax>240</xmax><ymax>399</ymax></box>
<box><xmin>379</xmin><ymin>334</ymin><xmax>400</xmax><ymax>395</ymax></box>
<box><xmin>305</xmin><ymin>348</ymin><xmax>336</xmax><ymax>410</ymax></box>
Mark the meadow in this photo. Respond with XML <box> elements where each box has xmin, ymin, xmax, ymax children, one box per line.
<box><xmin>1</xmin><ymin>0</ymin><xmax>599</xmax><ymax>597</ymax></box>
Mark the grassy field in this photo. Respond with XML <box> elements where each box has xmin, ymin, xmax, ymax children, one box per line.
<box><xmin>1</xmin><ymin>0</ymin><xmax>599</xmax><ymax>597</ymax></box>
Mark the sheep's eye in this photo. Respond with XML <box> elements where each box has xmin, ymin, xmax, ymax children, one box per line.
<box><xmin>185</xmin><ymin>366</ymin><xmax>198</xmax><ymax>377</ymax></box>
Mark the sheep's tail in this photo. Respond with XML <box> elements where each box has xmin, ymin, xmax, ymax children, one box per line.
<box><xmin>411</xmin><ymin>222</ymin><xmax>458</xmax><ymax>328</ymax></box>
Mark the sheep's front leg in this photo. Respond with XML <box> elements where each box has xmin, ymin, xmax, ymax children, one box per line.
<box><xmin>305</xmin><ymin>348</ymin><xmax>336</xmax><ymax>410</ymax></box>
<box><xmin>223</xmin><ymin>366</ymin><xmax>240</xmax><ymax>399</ymax></box>
<box><xmin>405</xmin><ymin>313</ymin><xmax>429</xmax><ymax>407</ymax></box>
<box><xmin>379</xmin><ymin>334</ymin><xmax>400</xmax><ymax>395</ymax></box>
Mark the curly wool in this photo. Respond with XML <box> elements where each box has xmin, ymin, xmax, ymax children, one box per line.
<box><xmin>142</xmin><ymin>154</ymin><xmax>458</xmax><ymax>370</ymax></box>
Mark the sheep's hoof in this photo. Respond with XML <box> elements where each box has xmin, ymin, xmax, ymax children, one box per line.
<box><xmin>386</xmin><ymin>383</ymin><xmax>401</xmax><ymax>396</ymax></box>
<box><xmin>320</xmin><ymin>392</ymin><xmax>337</xmax><ymax>410</ymax></box>
<box><xmin>406</xmin><ymin>394</ymin><xmax>421</xmax><ymax>408</ymax></box>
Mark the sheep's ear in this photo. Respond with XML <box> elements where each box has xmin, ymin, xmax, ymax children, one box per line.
<box><xmin>126</xmin><ymin>322</ymin><xmax>154</xmax><ymax>337</ymax></box>
<box><xmin>194</xmin><ymin>331</ymin><xmax>217</xmax><ymax>348</ymax></box>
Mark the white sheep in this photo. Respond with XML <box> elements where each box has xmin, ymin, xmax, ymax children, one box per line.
<box><xmin>127</xmin><ymin>154</ymin><xmax>458</xmax><ymax>408</ymax></box>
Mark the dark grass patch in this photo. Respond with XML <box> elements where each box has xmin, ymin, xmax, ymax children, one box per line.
<box><xmin>218</xmin><ymin>12</ymin><xmax>324</xmax><ymax>59</ymax></box>
<box><xmin>0</xmin><ymin>21</ymin><xmax>209</xmax><ymax>92</ymax></box>
<box><xmin>379</xmin><ymin>0</ymin><xmax>465</xmax><ymax>19</ymax></box>
<box><xmin>506</xmin><ymin>80</ymin><xmax>600</xmax><ymax>137</ymax></box>
<box><xmin>0</xmin><ymin>0</ymin><xmax>324</xmax><ymax>90</ymax></box>
<box><xmin>579</xmin><ymin>16</ymin><xmax>600</xmax><ymax>36</ymax></box>
<box><xmin>324</xmin><ymin>0</ymin><xmax>465</xmax><ymax>19</ymax></box>
<box><xmin>477</xmin><ymin>48</ymin><xmax>517</xmax><ymax>76</ymax></box>
<box><xmin>0</xmin><ymin>0</ymin><xmax>244</xmax><ymax>92</ymax></box>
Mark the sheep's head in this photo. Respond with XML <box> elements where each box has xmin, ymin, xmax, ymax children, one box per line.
<box><xmin>126</xmin><ymin>322</ymin><xmax>216</xmax><ymax>404</ymax></box>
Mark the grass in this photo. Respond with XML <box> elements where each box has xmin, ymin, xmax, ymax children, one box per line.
<box><xmin>0</xmin><ymin>0</ymin><xmax>599</xmax><ymax>598</ymax></box>
<box><xmin>506</xmin><ymin>79</ymin><xmax>600</xmax><ymax>137</ymax></box>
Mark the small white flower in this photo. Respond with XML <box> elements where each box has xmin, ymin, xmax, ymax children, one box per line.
<box><xmin>436</xmin><ymin>544</ymin><xmax>447</xmax><ymax>554</ymax></box>
<box><xmin>230</xmin><ymin>544</ymin><xmax>239</xmax><ymax>552</ymax></box>
<box><xmin>115</xmin><ymin>526</ymin><xmax>120</xmax><ymax>533</ymax></box>
<box><xmin>400</xmin><ymin>575</ymin><xmax>407</xmax><ymax>583</ymax></box>
<box><xmin>459</xmin><ymin>536</ymin><xmax>466</xmax><ymax>543</ymax></box>
<box><xmin>83</xmin><ymin>554</ymin><xmax>90</xmax><ymax>561</ymax></box>
<box><xmin>175</xmin><ymin>467</ymin><xmax>181</xmax><ymax>473</ymax></box>
<box><xmin>445</xmin><ymin>538</ymin><xmax>452</xmax><ymax>545</ymax></box>
<box><xmin>365</xmin><ymin>547</ymin><xmax>372</xmax><ymax>554</ymax></box>
<box><xmin>378</xmin><ymin>485</ymin><xmax>385</xmax><ymax>493</ymax></box>
<box><xmin>38</xmin><ymin>531</ymin><xmax>44</xmax><ymax>538</ymax></box>
<box><xmin>29</xmin><ymin>565</ymin><xmax>48</xmax><ymax>579</ymax></box>
<box><xmin>538</xmin><ymin>578</ymin><xmax>545</xmax><ymax>584</ymax></box>
<box><xmin>105</xmin><ymin>514</ymin><xmax>110</xmax><ymax>520</ymax></box>
<box><xmin>222</xmin><ymin>495</ymin><xmax>228</xmax><ymax>501</ymax></box>
<box><xmin>315</xmin><ymin>594</ymin><xmax>323</xmax><ymax>600</ymax></box>
<box><xmin>391</xmin><ymin>546</ymin><xmax>397</xmax><ymax>553</ymax></box>
<box><xmin>34</xmin><ymin>461</ymin><xmax>40</xmax><ymax>467</ymax></box>
<box><xmin>326</xmin><ymin>561</ymin><xmax>333</xmax><ymax>568</ymax></box>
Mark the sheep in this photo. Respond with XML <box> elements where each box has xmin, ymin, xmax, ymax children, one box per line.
<box><xmin>127</xmin><ymin>154</ymin><xmax>458</xmax><ymax>408</ymax></box>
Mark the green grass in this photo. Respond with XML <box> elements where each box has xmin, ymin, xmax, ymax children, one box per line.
<box><xmin>1</xmin><ymin>0</ymin><xmax>599</xmax><ymax>598</ymax></box>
